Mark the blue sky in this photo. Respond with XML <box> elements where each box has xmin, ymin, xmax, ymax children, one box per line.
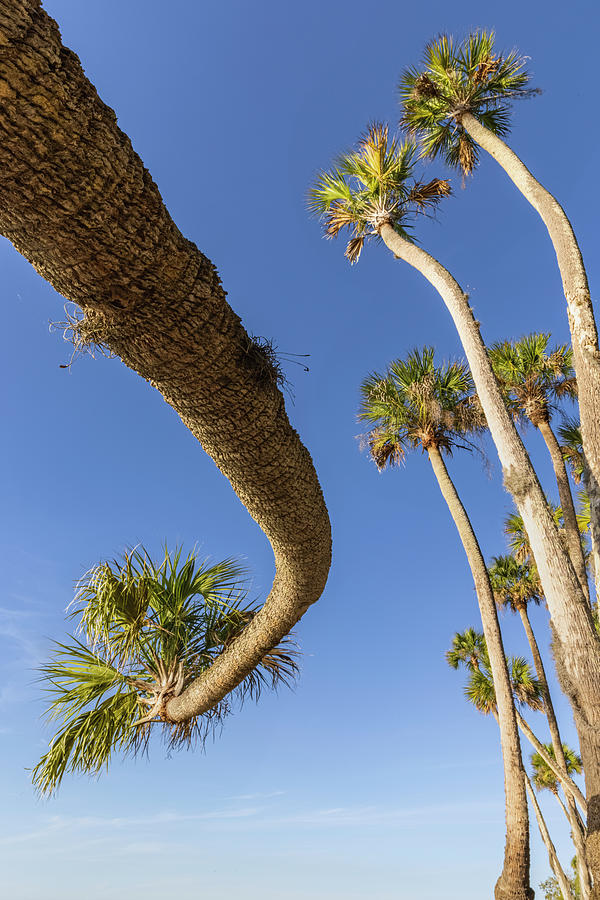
<box><xmin>1</xmin><ymin>1</ymin><xmax>598</xmax><ymax>897</ymax></box>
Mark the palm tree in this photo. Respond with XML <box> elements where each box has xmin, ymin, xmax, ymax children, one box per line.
<box><xmin>399</xmin><ymin>30</ymin><xmax>600</xmax><ymax>541</ymax></box>
<box><xmin>0</xmin><ymin>4</ymin><xmax>332</xmax><ymax>722</ymax></box>
<box><xmin>309</xmin><ymin>125</ymin><xmax>600</xmax><ymax>869</ymax></box>
<box><xmin>359</xmin><ymin>347</ymin><xmax>532</xmax><ymax>899</ymax></box>
<box><xmin>531</xmin><ymin>744</ymin><xmax>588</xmax><ymax>898</ymax></box>
<box><xmin>488</xmin><ymin>335</ymin><xmax>587</xmax><ymax>600</ymax></box>
<box><xmin>490</xmin><ymin>555</ymin><xmax>592</xmax><ymax>896</ymax></box>
<box><xmin>525</xmin><ymin>770</ymin><xmax>575</xmax><ymax>900</ymax></box>
<box><xmin>32</xmin><ymin>547</ymin><xmax>299</xmax><ymax>796</ymax></box>
<box><xmin>450</xmin><ymin>629</ymin><xmax>574</xmax><ymax>899</ymax></box>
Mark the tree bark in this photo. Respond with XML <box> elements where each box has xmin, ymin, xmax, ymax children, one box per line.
<box><xmin>428</xmin><ymin>445</ymin><xmax>532</xmax><ymax>900</ymax></box>
<box><xmin>460</xmin><ymin>110</ymin><xmax>600</xmax><ymax>611</ymax></box>
<box><xmin>0</xmin><ymin>1</ymin><xmax>332</xmax><ymax>721</ymax></box>
<box><xmin>519</xmin><ymin>606</ymin><xmax>591</xmax><ymax>897</ymax></box>
<box><xmin>525</xmin><ymin>773</ymin><xmax>573</xmax><ymax>900</ymax></box>
<box><xmin>379</xmin><ymin>222</ymin><xmax>600</xmax><ymax>889</ymax></box>
<box><xmin>538</xmin><ymin>419</ymin><xmax>589</xmax><ymax>604</ymax></box>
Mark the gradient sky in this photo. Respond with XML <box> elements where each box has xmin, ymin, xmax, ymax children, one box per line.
<box><xmin>1</xmin><ymin>1</ymin><xmax>598</xmax><ymax>898</ymax></box>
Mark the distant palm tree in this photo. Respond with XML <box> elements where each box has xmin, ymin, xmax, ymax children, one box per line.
<box><xmin>358</xmin><ymin>347</ymin><xmax>532</xmax><ymax>899</ymax></box>
<box><xmin>490</xmin><ymin>555</ymin><xmax>592</xmax><ymax>896</ymax></box>
<box><xmin>525</xmin><ymin>769</ymin><xmax>575</xmax><ymax>900</ymax></box>
<box><xmin>560</xmin><ymin>419</ymin><xmax>600</xmax><ymax>599</ymax></box>
<box><xmin>399</xmin><ymin>31</ymin><xmax>600</xmax><ymax>531</ymax></box>
<box><xmin>32</xmin><ymin>547</ymin><xmax>298</xmax><ymax>796</ymax></box>
<box><xmin>531</xmin><ymin>744</ymin><xmax>589</xmax><ymax>898</ymax></box>
<box><xmin>488</xmin><ymin>334</ymin><xmax>587</xmax><ymax>600</ymax></box>
<box><xmin>309</xmin><ymin>130</ymin><xmax>599</xmax><ymax>822</ymax></box>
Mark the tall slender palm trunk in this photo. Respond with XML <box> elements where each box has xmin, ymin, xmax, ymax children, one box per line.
<box><xmin>519</xmin><ymin>605</ymin><xmax>591</xmax><ymax>897</ymax></box>
<box><xmin>460</xmin><ymin>112</ymin><xmax>600</xmax><ymax>591</ymax></box>
<box><xmin>428</xmin><ymin>445</ymin><xmax>532</xmax><ymax>900</ymax></box>
<box><xmin>516</xmin><ymin>710</ymin><xmax>587</xmax><ymax>814</ymax></box>
<box><xmin>537</xmin><ymin>419</ymin><xmax>590</xmax><ymax>603</ymax></box>
<box><xmin>524</xmin><ymin>773</ymin><xmax>573</xmax><ymax>900</ymax></box>
<box><xmin>0</xmin><ymin>1</ymin><xmax>332</xmax><ymax>722</ymax></box>
<box><xmin>378</xmin><ymin>222</ymin><xmax>600</xmax><ymax>889</ymax></box>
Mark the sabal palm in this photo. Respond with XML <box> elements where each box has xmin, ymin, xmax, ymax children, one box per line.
<box><xmin>489</xmin><ymin>335</ymin><xmax>587</xmax><ymax>599</ymax></box>
<box><xmin>358</xmin><ymin>347</ymin><xmax>531</xmax><ymax>899</ymax></box>
<box><xmin>400</xmin><ymin>30</ymin><xmax>600</xmax><ymax>568</ymax></box>
<box><xmin>532</xmin><ymin>743</ymin><xmax>583</xmax><ymax>797</ymax></box>
<box><xmin>489</xmin><ymin>553</ymin><xmax>591</xmax><ymax>890</ymax></box>
<box><xmin>308</xmin><ymin>123</ymin><xmax>450</xmax><ymax>264</ymax></box>
<box><xmin>561</xmin><ymin>418</ymin><xmax>600</xmax><ymax>600</ymax></box>
<box><xmin>311</xmin><ymin>127</ymin><xmax>599</xmax><ymax>813</ymax></box>
<box><xmin>32</xmin><ymin>547</ymin><xmax>298</xmax><ymax>796</ymax></box>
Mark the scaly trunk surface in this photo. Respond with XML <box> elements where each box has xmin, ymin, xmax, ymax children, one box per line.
<box><xmin>428</xmin><ymin>445</ymin><xmax>532</xmax><ymax>900</ymax></box>
<box><xmin>461</xmin><ymin>110</ymin><xmax>600</xmax><ymax>611</ymax></box>
<box><xmin>538</xmin><ymin>419</ymin><xmax>589</xmax><ymax>603</ymax></box>
<box><xmin>524</xmin><ymin>773</ymin><xmax>573</xmax><ymax>900</ymax></box>
<box><xmin>378</xmin><ymin>223</ymin><xmax>600</xmax><ymax>890</ymax></box>
<box><xmin>519</xmin><ymin>606</ymin><xmax>591</xmax><ymax>897</ymax></box>
<box><xmin>0</xmin><ymin>1</ymin><xmax>332</xmax><ymax>721</ymax></box>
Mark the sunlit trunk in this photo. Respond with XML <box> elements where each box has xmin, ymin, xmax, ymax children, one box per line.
<box><xmin>428</xmin><ymin>445</ymin><xmax>532</xmax><ymax>900</ymax></box>
<box><xmin>461</xmin><ymin>110</ymin><xmax>600</xmax><ymax>617</ymax></box>
<box><xmin>0</xmin><ymin>0</ymin><xmax>331</xmax><ymax>721</ymax></box>
<box><xmin>525</xmin><ymin>774</ymin><xmax>573</xmax><ymax>900</ymax></box>
<box><xmin>379</xmin><ymin>221</ymin><xmax>600</xmax><ymax>888</ymax></box>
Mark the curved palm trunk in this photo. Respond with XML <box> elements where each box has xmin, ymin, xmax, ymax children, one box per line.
<box><xmin>0</xmin><ymin>1</ymin><xmax>332</xmax><ymax>721</ymax></box>
<box><xmin>525</xmin><ymin>773</ymin><xmax>573</xmax><ymax>900</ymax></box>
<box><xmin>460</xmin><ymin>111</ymin><xmax>600</xmax><ymax>567</ymax></box>
<box><xmin>519</xmin><ymin>606</ymin><xmax>591</xmax><ymax>897</ymax></box>
<box><xmin>428</xmin><ymin>445</ymin><xmax>532</xmax><ymax>900</ymax></box>
<box><xmin>537</xmin><ymin>420</ymin><xmax>589</xmax><ymax>603</ymax></box>
<box><xmin>378</xmin><ymin>223</ymin><xmax>600</xmax><ymax>887</ymax></box>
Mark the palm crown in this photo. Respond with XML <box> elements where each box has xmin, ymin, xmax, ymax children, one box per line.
<box><xmin>448</xmin><ymin>628</ymin><xmax>543</xmax><ymax>715</ymax></box>
<box><xmin>488</xmin><ymin>334</ymin><xmax>576</xmax><ymax>426</ymax></box>
<box><xmin>531</xmin><ymin>743</ymin><xmax>583</xmax><ymax>794</ymax></box>
<box><xmin>399</xmin><ymin>31</ymin><xmax>536</xmax><ymax>176</ymax></box>
<box><xmin>308</xmin><ymin>122</ymin><xmax>450</xmax><ymax>263</ymax></box>
<box><xmin>358</xmin><ymin>347</ymin><xmax>484</xmax><ymax>470</ymax></box>
<box><xmin>32</xmin><ymin>546</ymin><xmax>298</xmax><ymax>795</ymax></box>
<box><xmin>488</xmin><ymin>555</ymin><xmax>543</xmax><ymax>613</ymax></box>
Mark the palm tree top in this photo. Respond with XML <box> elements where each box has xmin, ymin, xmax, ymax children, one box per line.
<box><xmin>308</xmin><ymin>122</ymin><xmax>451</xmax><ymax>263</ymax></box>
<box><xmin>531</xmin><ymin>742</ymin><xmax>583</xmax><ymax>793</ymax></box>
<box><xmin>448</xmin><ymin>627</ymin><xmax>543</xmax><ymax>714</ymax></box>
<box><xmin>488</xmin><ymin>333</ymin><xmax>576</xmax><ymax>426</ymax></box>
<box><xmin>488</xmin><ymin>554</ymin><xmax>544</xmax><ymax>612</ymax></box>
<box><xmin>399</xmin><ymin>30</ymin><xmax>538</xmax><ymax>176</ymax></box>
<box><xmin>446</xmin><ymin>627</ymin><xmax>489</xmax><ymax>671</ymax></box>
<box><xmin>358</xmin><ymin>347</ymin><xmax>484</xmax><ymax>469</ymax></box>
<box><xmin>32</xmin><ymin>546</ymin><xmax>298</xmax><ymax>796</ymax></box>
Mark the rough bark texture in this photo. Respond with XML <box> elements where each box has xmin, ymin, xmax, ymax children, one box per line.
<box><xmin>525</xmin><ymin>773</ymin><xmax>573</xmax><ymax>900</ymax></box>
<box><xmin>0</xmin><ymin>1</ymin><xmax>332</xmax><ymax>720</ymax></box>
<box><xmin>461</xmin><ymin>111</ymin><xmax>600</xmax><ymax>615</ymax></box>
<box><xmin>519</xmin><ymin>607</ymin><xmax>591</xmax><ymax>897</ymax></box>
<box><xmin>538</xmin><ymin>419</ymin><xmax>590</xmax><ymax>603</ymax></box>
<box><xmin>379</xmin><ymin>223</ymin><xmax>600</xmax><ymax>891</ymax></box>
<box><xmin>428</xmin><ymin>445</ymin><xmax>532</xmax><ymax>900</ymax></box>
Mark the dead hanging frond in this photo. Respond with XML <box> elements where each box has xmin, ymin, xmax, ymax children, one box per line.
<box><xmin>458</xmin><ymin>134</ymin><xmax>475</xmax><ymax>177</ymax></box>
<box><xmin>407</xmin><ymin>178</ymin><xmax>452</xmax><ymax>214</ymax></box>
<box><xmin>50</xmin><ymin>303</ymin><xmax>114</xmax><ymax>368</ymax></box>
<box><xmin>472</xmin><ymin>54</ymin><xmax>500</xmax><ymax>86</ymax></box>
<box><xmin>360</xmin><ymin>428</ymin><xmax>406</xmax><ymax>471</ymax></box>
<box><xmin>412</xmin><ymin>72</ymin><xmax>440</xmax><ymax>100</ymax></box>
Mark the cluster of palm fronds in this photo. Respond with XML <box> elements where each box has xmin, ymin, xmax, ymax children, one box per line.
<box><xmin>33</xmin><ymin>547</ymin><xmax>298</xmax><ymax>795</ymax></box>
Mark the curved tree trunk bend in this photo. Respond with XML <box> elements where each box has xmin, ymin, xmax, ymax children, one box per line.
<box><xmin>0</xmin><ymin>1</ymin><xmax>331</xmax><ymax>720</ymax></box>
<box><xmin>428</xmin><ymin>445</ymin><xmax>532</xmax><ymax>900</ymax></box>
<box><xmin>378</xmin><ymin>222</ymin><xmax>600</xmax><ymax>889</ymax></box>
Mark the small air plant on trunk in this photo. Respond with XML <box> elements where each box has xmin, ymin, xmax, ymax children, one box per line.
<box><xmin>32</xmin><ymin>547</ymin><xmax>299</xmax><ymax>795</ymax></box>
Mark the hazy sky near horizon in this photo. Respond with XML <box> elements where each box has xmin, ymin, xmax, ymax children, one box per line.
<box><xmin>1</xmin><ymin>1</ymin><xmax>599</xmax><ymax>897</ymax></box>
